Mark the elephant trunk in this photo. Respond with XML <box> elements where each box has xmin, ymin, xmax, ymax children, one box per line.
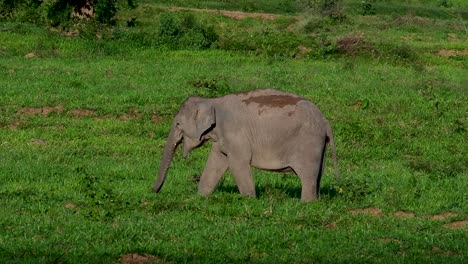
<box><xmin>152</xmin><ymin>125</ymin><xmax>181</xmax><ymax>193</ymax></box>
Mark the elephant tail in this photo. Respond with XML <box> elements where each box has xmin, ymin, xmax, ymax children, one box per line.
<box><xmin>326</xmin><ymin>122</ymin><xmax>339</xmax><ymax>182</ymax></box>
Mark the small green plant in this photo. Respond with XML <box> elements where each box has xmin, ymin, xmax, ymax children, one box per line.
<box><xmin>94</xmin><ymin>0</ymin><xmax>117</xmax><ymax>25</ymax></box>
<box><xmin>191</xmin><ymin>77</ymin><xmax>231</xmax><ymax>97</ymax></box>
<box><xmin>361</xmin><ymin>0</ymin><xmax>376</xmax><ymax>16</ymax></box>
<box><xmin>438</xmin><ymin>0</ymin><xmax>452</xmax><ymax>8</ymax></box>
<box><xmin>334</xmin><ymin>176</ymin><xmax>375</xmax><ymax>202</ymax></box>
<box><xmin>310</xmin><ymin>33</ymin><xmax>339</xmax><ymax>58</ymax></box>
<box><xmin>0</xmin><ymin>0</ymin><xmax>44</xmax><ymax>23</ymax></box>
<box><xmin>297</xmin><ymin>0</ymin><xmax>346</xmax><ymax>22</ymax></box>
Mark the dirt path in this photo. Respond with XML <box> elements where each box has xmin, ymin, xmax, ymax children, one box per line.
<box><xmin>167</xmin><ymin>6</ymin><xmax>296</xmax><ymax>20</ymax></box>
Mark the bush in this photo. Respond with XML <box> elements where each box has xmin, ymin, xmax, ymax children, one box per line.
<box><xmin>296</xmin><ymin>0</ymin><xmax>346</xmax><ymax>22</ymax></box>
<box><xmin>0</xmin><ymin>0</ymin><xmax>44</xmax><ymax>23</ymax></box>
<box><xmin>94</xmin><ymin>0</ymin><xmax>117</xmax><ymax>25</ymax></box>
<box><xmin>360</xmin><ymin>0</ymin><xmax>376</xmax><ymax>16</ymax></box>
<box><xmin>2</xmin><ymin>0</ymin><xmax>132</xmax><ymax>27</ymax></box>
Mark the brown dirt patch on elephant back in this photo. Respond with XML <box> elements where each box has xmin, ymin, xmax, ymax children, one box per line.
<box><xmin>443</xmin><ymin>220</ymin><xmax>468</xmax><ymax>229</ymax></box>
<box><xmin>393</xmin><ymin>211</ymin><xmax>416</xmax><ymax>218</ymax></box>
<box><xmin>120</xmin><ymin>253</ymin><xmax>161</xmax><ymax>264</ymax></box>
<box><xmin>438</xmin><ymin>49</ymin><xmax>468</xmax><ymax>56</ymax></box>
<box><xmin>349</xmin><ymin>207</ymin><xmax>382</xmax><ymax>216</ymax></box>
<box><xmin>17</xmin><ymin>106</ymin><xmax>65</xmax><ymax>116</ymax></box>
<box><xmin>242</xmin><ymin>95</ymin><xmax>302</xmax><ymax>108</ymax></box>
<box><xmin>429</xmin><ymin>212</ymin><xmax>457</xmax><ymax>220</ymax></box>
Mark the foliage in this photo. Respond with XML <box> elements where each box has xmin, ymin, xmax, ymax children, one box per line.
<box><xmin>1</xmin><ymin>0</ymin><xmax>134</xmax><ymax>26</ymax></box>
<box><xmin>360</xmin><ymin>0</ymin><xmax>376</xmax><ymax>15</ymax></box>
<box><xmin>0</xmin><ymin>0</ymin><xmax>467</xmax><ymax>262</ymax></box>
<box><xmin>296</xmin><ymin>0</ymin><xmax>346</xmax><ymax>21</ymax></box>
<box><xmin>158</xmin><ymin>12</ymin><xmax>218</xmax><ymax>49</ymax></box>
<box><xmin>94</xmin><ymin>0</ymin><xmax>118</xmax><ymax>25</ymax></box>
<box><xmin>0</xmin><ymin>0</ymin><xmax>44</xmax><ymax>23</ymax></box>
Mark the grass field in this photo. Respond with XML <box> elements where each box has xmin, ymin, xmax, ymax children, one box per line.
<box><xmin>0</xmin><ymin>0</ymin><xmax>467</xmax><ymax>263</ymax></box>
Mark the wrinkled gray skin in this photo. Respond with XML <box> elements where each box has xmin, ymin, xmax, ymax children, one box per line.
<box><xmin>152</xmin><ymin>89</ymin><xmax>338</xmax><ymax>201</ymax></box>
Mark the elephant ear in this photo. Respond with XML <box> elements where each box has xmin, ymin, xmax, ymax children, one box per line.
<box><xmin>194</xmin><ymin>102</ymin><xmax>215</xmax><ymax>140</ymax></box>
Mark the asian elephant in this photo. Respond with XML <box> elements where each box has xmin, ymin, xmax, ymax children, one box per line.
<box><xmin>151</xmin><ymin>89</ymin><xmax>338</xmax><ymax>201</ymax></box>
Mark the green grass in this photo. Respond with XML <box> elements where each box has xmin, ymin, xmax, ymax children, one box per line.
<box><xmin>1</xmin><ymin>0</ymin><xmax>467</xmax><ymax>263</ymax></box>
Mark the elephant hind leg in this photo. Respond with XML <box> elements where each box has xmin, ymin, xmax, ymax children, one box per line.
<box><xmin>291</xmin><ymin>144</ymin><xmax>325</xmax><ymax>202</ymax></box>
<box><xmin>294</xmin><ymin>167</ymin><xmax>320</xmax><ymax>201</ymax></box>
<box><xmin>316</xmin><ymin>141</ymin><xmax>327</xmax><ymax>196</ymax></box>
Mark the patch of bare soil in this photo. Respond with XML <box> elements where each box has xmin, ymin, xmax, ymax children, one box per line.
<box><xmin>120</xmin><ymin>253</ymin><xmax>160</xmax><ymax>264</ymax></box>
<box><xmin>443</xmin><ymin>220</ymin><xmax>468</xmax><ymax>229</ymax></box>
<box><xmin>64</xmin><ymin>202</ymin><xmax>76</xmax><ymax>209</ymax></box>
<box><xmin>437</xmin><ymin>49</ymin><xmax>468</xmax><ymax>56</ymax></box>
<box><xmin>294</xmin><ymin>45</ymin><xmax>312</xmax><ymax>59</ymax></box>
<box><xmin>376</xmin><ymin>238</ymin><xmax>401</xmax><ymax>244</ymax></box>
<box><xmin>349</xmin><ymin>207</ymin><xmax>382</xmax><ymax>216</ymax></box>
<box><xmin>30</xmin><ymin>138</ymin><xmax>47</xmax><ymax>145</ymax></box>
<box><xmin>94</xmin><ymin>114</ymin><xmax>114</xmax><ymax>121</ymax></box>
<box><xmin>168</xmin><ymin>7</ymin><xmax>287</xmax><ymax>20</ymax></box>
<box><xmin>24</xmin><ymin>52</ymin><xmax>36</xmax><ymax>59</ymax></box>
<box><xmin>429</xmin><ymin>212</ymin><xmax>457</xmax><ymax>220</ymax></box>
<box><xmin>119</xmin><ymin>109</ymin><xmax>142</xmax><ymax>121</ymax></box>
<box><xmin>8</xmin><ymin>120</ymin><xmax>26</xmax><ymax>130</ymax></box>
<box><xmin>69</xmin><ymin>109</ymin><xmax>96</xmax><ymax>118</ymax></box>
<box><xmin>432</xmin><ymin>247</ymin><xmax>456</xmax><ymax>256</ymax></box>
<box><xmin>393</xmin><ymin>211</ymin><xmax>416</xmax><ymax>218</ymax></box>
<box><xmin>151</xmin><ymin>114</ymin><xmax>163</xmax><ymax>124</ymax></box>
<box><xmin>17</xmin><ymin>106</ymin><xmax>65</xmax><ymax>116</ymax></box>
<box><xmin>394</xmin><ymin>15</ymin><xmax>431</xmax><ymax>26</ymax></box>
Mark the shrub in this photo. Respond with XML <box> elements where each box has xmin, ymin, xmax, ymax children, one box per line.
<box><xmin>296</xmin><ymin>0</ymin><xmax>346</xmax><ymax>22</ymax></box>
<box><xmin>94</xmin><ymin>0</ymin><xmax>117</xmax><ymax>25</ymax></box>
<box><xmin>2</xmin><ymin>0</ymin><xmax>133</xmax><ymax>27</ymax></box>
<box><xmin>360</xmin><ymin>0</ymin><xmax>376</xmax><ymax>16</ymax></box>
<box><xmin>336</xmin><ymin>34</ymin><xmax>376</xmax><ymax>57</ymax></box>
<box><xmin>0</xmin><ymin>0</ymin><xmax>44</xmax><ymax>23</ymax></box>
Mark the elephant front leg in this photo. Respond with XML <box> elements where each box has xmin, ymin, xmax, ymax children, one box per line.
<box><xmin>228</xmin><ymin>157</ymin><xmax>256</xmax><ymax>198</ymax></box>
<box><xmin>198</xmin><ymin>145</ymin><xmax>229</xmax><ymax>196</ymax></box>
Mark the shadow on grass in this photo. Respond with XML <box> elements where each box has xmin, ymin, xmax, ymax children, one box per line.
<box><xmin>216</xmin><ymin>184</ymin><xmax>339</xmax><ymax>200</ymax></box>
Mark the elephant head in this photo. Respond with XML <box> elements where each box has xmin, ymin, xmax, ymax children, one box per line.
<box><xmin>151</xmin><ymin>97</ymin><xmax>215</xmax><ymax>193</ymax></box>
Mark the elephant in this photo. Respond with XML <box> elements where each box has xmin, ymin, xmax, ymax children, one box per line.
<box><xmin>151</xmin><ymin>89</ymin><xmax>338</xmax><ymax>201</ymax></box>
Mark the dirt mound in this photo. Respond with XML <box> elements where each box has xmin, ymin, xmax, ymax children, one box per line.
<box><xmin>69</xmin><ymin>109</ymin><xmax>96</xmax><ymax>118</ymax></box>
<box><xmin>120</xmin><ymin>254</ymin><xmax>160</xmax><ymax>264</ymax></box>
<box><xmin>349</xmin><ymin>207</ymin><xmax>382</xmax><ymax>216</ymax></box>
<box><xmin>119</xmin><ymin>109</ymin><xmax>143</xmax><ymax>121</ymax></box>
<box><xmin>429</xmin><ymin>212</ymin><xmax>457</xmax><ymax>220</ymax></box>
<box><xmin>438</xmin><ymin>49</ymin><xmax>468</xmax><ymax>56</ymax></box>
<box><xmin>17</xmin><ymin>106</ymin><xmax>65</xmax><ymax>116</ymax></box>
<box><xmin>432</xmin><ymin>247</ymin><xmax>456</xmax><ymax>256</ymax></box>
<box><xmin>377</xmin><ymin>238</ymin><xmax>401</xmax><ymax>244</ymax></box>
<box><xmin>443</xmin><ymin>220</ymin><xmax>468</xmax><ymax>229</ymax></box>
<box><xmin>393</xmin><ymin>211</ymin><xmax>416</xmax><ymax>218</ymax></box>
<box><xmin>168</xmin><ymin>7</ymin><xmax>286</xmax><ymax>20</ymax></box>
